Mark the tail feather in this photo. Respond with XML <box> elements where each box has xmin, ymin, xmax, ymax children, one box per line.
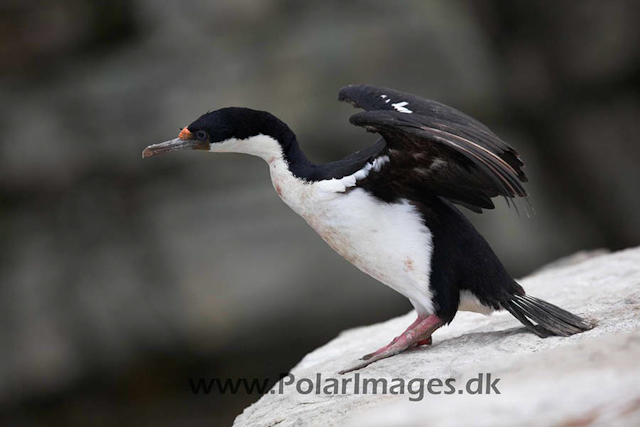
<box><xmin>503</xmin><ymin>294</ymin><xmax>594</xmax><ymax>338</ymax></box>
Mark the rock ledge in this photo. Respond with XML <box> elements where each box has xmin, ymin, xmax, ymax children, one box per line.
<box><xmin>234</xmin><ymin>247</ymin><xmax>640</xmax><ymax>427</ymax></box>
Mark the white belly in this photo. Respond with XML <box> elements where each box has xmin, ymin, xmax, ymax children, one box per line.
<box><xmin>272</xmin><ymin>162</ymin><xmax>435</xmax><ymax>314</ymax></box>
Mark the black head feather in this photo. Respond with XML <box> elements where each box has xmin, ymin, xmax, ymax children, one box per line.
<box><xmin>186</xmin><ymin>107</ymin><xmax>297</xmax><ymax>148</ymax></box>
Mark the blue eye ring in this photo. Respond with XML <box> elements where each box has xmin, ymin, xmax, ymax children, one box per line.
<box><xmin>195</xmin><ymin>130</ymin><xmax>208</xmax><ymax>141</ymax></box>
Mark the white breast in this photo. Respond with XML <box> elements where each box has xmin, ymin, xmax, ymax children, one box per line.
<box><xmin>210</xmin><ymin>134</ymin><xmax>436</xmax><ymax>315</ymax></box>
<box><xmin>269</xmin><ymin>152</ymin><xmax>435</xmax><ymax>315</ymax></box>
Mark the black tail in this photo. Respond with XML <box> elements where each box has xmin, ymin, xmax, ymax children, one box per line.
<box><xmin>503</xmin><ymin>294</ymin><xmax>594</xmax><ymax>338</ymax></box>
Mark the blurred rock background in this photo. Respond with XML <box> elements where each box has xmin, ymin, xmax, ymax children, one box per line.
<box><xmin>0</xmin><ymin>0</ymin><xmax>638</xmax><ymax>425</ymax></box>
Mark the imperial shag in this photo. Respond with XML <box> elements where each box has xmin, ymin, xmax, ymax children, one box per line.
<box><xmin>143</xmin><ymin>85</ymin><xmax>593</xmax><ymax>373</ymax></box>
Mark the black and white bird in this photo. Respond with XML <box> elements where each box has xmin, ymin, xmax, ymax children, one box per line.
<box><xmin>143</xmin><ymin>85</ymin><xmax>593</xmax><ymax>373</ymax></box>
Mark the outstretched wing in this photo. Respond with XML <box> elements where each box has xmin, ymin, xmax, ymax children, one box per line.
<box><xmin>338</xmin><ymin>84</ymin><xmax>528</xmax><ymax>213</ymax></box>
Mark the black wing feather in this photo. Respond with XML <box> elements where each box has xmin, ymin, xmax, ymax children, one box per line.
<box><xmin>339</xmin><ymin>84</ymin><xmax>528</xmax><ymax>212</ymax></box>
<box><xmin>339</xmin><ymin>85</ymin><xmax>494</xmax><ymax>133</ymax></box>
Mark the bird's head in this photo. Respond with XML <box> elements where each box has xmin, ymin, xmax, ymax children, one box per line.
<box><xmin>142</xmin><ymin>107</ymin><xmax>296</xmax><ymax>161</ymax></box>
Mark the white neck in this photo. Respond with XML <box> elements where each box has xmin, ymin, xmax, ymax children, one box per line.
<box><xmin>210</xmin><ymin>134</ymin><xmax>315</xmax><ymax>215</ymax></box>
<box><xmin>209</xmin><ymin>134</ymin><xmax>286</xmax><ymax>163</ymax></box>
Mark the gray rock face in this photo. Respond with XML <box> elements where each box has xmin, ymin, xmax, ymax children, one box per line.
<box><xmin>234</xmin><ymin>247</ymin><xmax>640</xmax><ymax>427</ymax></box>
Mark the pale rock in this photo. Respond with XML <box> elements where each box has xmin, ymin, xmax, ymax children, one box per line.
<box><xmin>234</xmin><ymin>247</ymin><xmax>640</xmax><ymax>426</ymax></box>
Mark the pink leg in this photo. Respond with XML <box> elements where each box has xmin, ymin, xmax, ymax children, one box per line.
<box><xmin>339</xmin><ymin>315</ymin><xmax>443</xmax><ymax>374</ymax></box>
<box><xmin>360</xmin><ymin>315</ymin><xmax>425</xmax><ymax>360</ymax></box>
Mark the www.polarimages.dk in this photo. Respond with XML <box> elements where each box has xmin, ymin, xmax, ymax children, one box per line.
<box><xmin>189</xmin><ymin>372</ymin><xmax>500</xmax><ymax>402</ymax></box>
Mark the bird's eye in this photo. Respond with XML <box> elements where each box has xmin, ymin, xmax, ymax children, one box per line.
<box><xmin>195</xmin><ymin>130</ymin><xmax>208</xmax><ymax>141</ymax></box>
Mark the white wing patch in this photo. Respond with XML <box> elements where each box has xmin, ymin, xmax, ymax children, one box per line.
<box><xmin>316</xmin><ymin>155</ymin><xmax>390</xmax><ymax>193</ymax></box>
<box><xmin>392</xmin><ymin>101</ymin><xmax>412</xmax><ymax>114</ymax></box>
<box><xmin>430</xmin><ymin>157</ymin><xmax>447</xmax><ymax>170</ymax></box>
<box><xmin>370</xmin><ymin>155</ymin><xmax>390</xmax><ymax>171</ymax></box>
